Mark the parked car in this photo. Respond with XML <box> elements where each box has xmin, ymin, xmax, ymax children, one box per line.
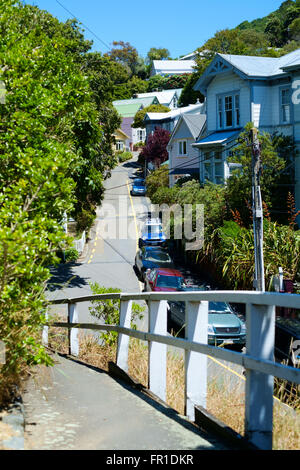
<box><xmin>134</xmin><ymin>246</ymin><xmax>174</xmax><ymax>280</ymax></box>
<box><xmin>168</xmin><ymin>286</ymin><xmax>246</xmax><ymax>349</ymax></box>
<box><xmin>138</xmin><ymin>217</ymin><xmax>167</xmax><ymax>248</ymax></box>
<box><xmin>144</xmin><ymin>268</ymin><xmax>186</xmax><ymax>292</ymax></box>
<box><xmin>131</xmin><ymin>178</ymin><xmax>146</xmax><ymax>196</ymax></box>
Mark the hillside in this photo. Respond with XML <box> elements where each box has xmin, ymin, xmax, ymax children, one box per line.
<box><xmin>237</xmin><ymin>0</ymin><xmax>300</xmax><ymax>48</ymax></box>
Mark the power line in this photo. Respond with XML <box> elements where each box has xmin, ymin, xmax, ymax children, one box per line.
<box><xmin>104</xmin><ymin>139</ymin><xmax>244</xmax><ymax>193</ymax></box>
<box><xmin>55</xmin><ymin>0</ymin><xmax>111</xmax><ymax>51</ymax></box>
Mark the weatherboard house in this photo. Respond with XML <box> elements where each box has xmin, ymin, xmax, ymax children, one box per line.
<box><xmin>192</xmin><ymin>49</ymin><xmax>300</xmax><ymax>212</ymax></box>
<box><xmin>113</xmin><ymin>96</ymin><xmax>159</xmax><ymax>149</ymax></box>
<box><xmin>167</xmin><ymin>114</ymin><xmax>206</xmax><ymax>187</ymax></box>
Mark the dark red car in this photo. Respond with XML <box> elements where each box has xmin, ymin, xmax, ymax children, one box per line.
<box><xmin>144</xmin><ymin>268</ymin><xmax>185</xmax><ymax>292</ymax></box>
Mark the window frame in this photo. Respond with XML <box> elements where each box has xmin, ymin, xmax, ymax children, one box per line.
<box><xmin>178</xmin><ymin>140</ymin><xmax>187</xmax><ymax>156</ymax></box>
<box><xmin>216</xmin><ymin>91</ymin><xmax>241</xmax><ymax>130</ymax></box>
<box><xmin>116</xmin><ymin>140</ymin><xmax>124</xmax><ymax>151</ymax></box>
<box><xmin>279</xmin><ymin>86</ymin><xmax>291</xmax><ymax>125</ymax></box>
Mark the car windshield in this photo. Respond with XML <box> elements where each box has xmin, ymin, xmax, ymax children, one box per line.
<box><xmin>147</xmin><ymin>225</ymin><xmax>162</xmax><ymax>236</ymax></box>
<box><xmin>209</xmin><ymin>301</ymin><xmax>232</xmax><ymax>313</ymax></box>
<box><xmin>145</xmin><ymin>252</ymin><xmax>170</xmax><ymax>262</ymax></box>
<box><xmin>156</xmin><ymin>275</ymin><xmax>183</xmax><ymax>289</ymax></box>
<box><xmin>133</xmin><ymin>179</ymin><xmax>145</xmax><ymax>186</ymax></box>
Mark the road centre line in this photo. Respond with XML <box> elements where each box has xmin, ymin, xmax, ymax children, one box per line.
<box><xmin>207</xmin><ymin>355</ymin><xmax>292</xmax><ymax>408</ymax></box>
<box><xmin>127</xmin><ymin>179</ymin><xmax>143</xmax><ymax>292</ymax></box>
<box><xmin>127</xmin><ymin>179</ymin><xmax>139</xmax><ymax>252</ymax></box>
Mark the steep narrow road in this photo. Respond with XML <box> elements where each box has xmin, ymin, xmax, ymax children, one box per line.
<box><xmin>46</xmin><ymin>156</ymin><xmax>147</xmax><ymax>324</ymax></box>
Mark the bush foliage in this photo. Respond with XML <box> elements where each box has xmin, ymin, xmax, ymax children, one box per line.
<box><xmin>0</xmin><ymin>1</ymin><xmax>120</xmax><ymax>401</ymax></box>
<box><xmin>146</xmin><ymin>124</ymin><xmax>300</xmax><ymax>291</ymax></box>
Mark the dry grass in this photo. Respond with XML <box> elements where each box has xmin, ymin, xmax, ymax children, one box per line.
<box><xmin>206</xmin><ymin>379</ymin><xmax>245</xmax><ymax>436</ymax></box>
<box><xmin>46</xmin><ymin>330</ymin><xmax>299</xmax><ymax>450</ymax></box>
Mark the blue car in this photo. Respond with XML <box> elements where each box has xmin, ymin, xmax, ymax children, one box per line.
<box><xmin>134</xmin><ymin>246</ymin><xmax>174</xmax><ymax>280</ymax></box>
<box><xmin>131</xmin><ymin>178</ymin><xmax>146</xmax><ymax>196</ymax></box>
<box><xmin>138</xmin><ymin>218</ymin><xmax>167</xmax><ymax>248</ymax></box>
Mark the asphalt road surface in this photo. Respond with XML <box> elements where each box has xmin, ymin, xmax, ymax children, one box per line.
<box><xmin>47</xmin><ymin>155</ymin><xmax>246</xmax><ymax>391</ymax></box>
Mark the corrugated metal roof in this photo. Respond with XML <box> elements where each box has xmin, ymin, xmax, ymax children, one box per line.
<box><xmin>182</xmin><ymin>114</ymin><xmax>206</xmax><ymax>139</ymax></box>
<box><xmin>113</xmin><ymin>96</ymin><xmax>158</xmax><ymax>108</ymax></box>
<box><xmin>194</xmin><ymin>130</ymin><xmax>239</xmax><ymax>147</ymax></box>
<box><xmin>137</xmin><ymin>89</ymin><xmax>183</xmax><ymax>105</ymax></box>
<box><xmin>113</xmin><ymin>102</ymin><xmax>142</xmax><ymax>117</ymax></box>
<box><xmin>152</xmin><ymin>60</ymin><xmax>195</xmax><ymax>71</ymax></box>
<box><xmin>219</xmin><ymin>49</ymin><xmax>300</xmax><ymax>77</ymax></box>
<box><xmin>145</xmin><ymin>103</ymin><xmax>205</xmax><ymax>121</ymax></box>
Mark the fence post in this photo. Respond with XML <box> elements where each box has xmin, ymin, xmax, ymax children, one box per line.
<box><xmin>245</xmin><ymin>302</ymin><xmax>275</xmax><ymax>450</ymax></box>
<box><xmin>42</xmin><ymin>307</ymin><xmax>48</xmax><ymax>347</ymax></box>
<box><xmin>68</xmin><ymin>302</ymin><xmax>79</xmax><ymax>357</ymax></box>
<box><xmin>148</xmin><ymin>300</ymin><xmax>168</xmax><ymax>402</ymax></box>
<box><xmin>117</xmin><ymin>300</ymin><xmax>132</xmax><ymax>372</ymax></box>
<box><xmin>185</xmin><ymin>300</ymin><xmax>208</xmax><ymax>421</ymax></box>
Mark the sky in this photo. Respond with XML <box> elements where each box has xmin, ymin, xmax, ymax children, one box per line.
<box><xmin>24</xmin><ymin>0</ymin><xmax>285</xmax><ymax>58</ymax></box>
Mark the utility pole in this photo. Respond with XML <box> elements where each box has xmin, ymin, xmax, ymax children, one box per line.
<box><xmin>250</xmin><ymin>127</ymin><xmax>265</xmax><ymax>292</ymax></box>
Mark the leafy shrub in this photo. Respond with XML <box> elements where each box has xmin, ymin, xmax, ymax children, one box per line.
<box><xmin>65</xmin><ymin>248</ymin><xmax>79</xmax><ymax>262</ymax></box>
<box><xmin>89</xmin><ymin>283</ymin><xmax>145</xmax><ymax>346</ymax></box>
<box><xmin>145</xmin><ymin>166</ymin><xmax>169</xmax><ymax>199</ymax></box>
<box><xmin>151</xmin><ymin>186</ymin><xmax>178</xmax><ymax>206</ymax></box>
<box><xmin>76</xmin><ymin>207</ymin><xmax>96</xmax><ymax>233</ymax></box>
<box><xmin>204</xmin><ymin>220</ymin><xmax>300</xmax><ymax>290</ymax></box>
<box><xmin>133</xmin><ymin>141</ymin><xmax>145</xmax><ymax>150</ymax></box>
<box><xmin>117</xmin><ymin>151</ymin><xmax>132</xmax><ymax>163</ymax></box>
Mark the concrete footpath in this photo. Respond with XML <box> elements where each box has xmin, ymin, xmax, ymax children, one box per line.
<box><xmin>22</xmin><ymin>353</ymin><xmax>227</xmax><ymax>450</ymax></box>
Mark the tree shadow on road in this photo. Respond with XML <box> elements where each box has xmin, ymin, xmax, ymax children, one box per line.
<box><xmin>47</xmin><ymin>262</ymin><xmax>89</xmax><ymax>292</ymax></box>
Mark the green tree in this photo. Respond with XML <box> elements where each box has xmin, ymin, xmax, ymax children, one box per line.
<box><xmin>178</xmin><ymin>72</ymin><xmax>204</xmax><ymax>107</ymax></box>
<box><xmin>146</xmin><ymin>47</ymin><xmax>170</xmax><ymax>64</ymax></box>
<box><xmin>132</xmin><ymin>104</ymin><xmax>170</xmax><ymax>128</ymax></box>
<box><xmin>226</xmin><ymin>124</ymin><xmax>286</xmax><ymax>224</ymax></box>
<box><xmin>265</xmin><ymin>15</ymin><xmax>285</xmax><ymax>47</ymax></box>
<box><xmin>289</xmin><ymin>16</ymin><xmax>300</xmax><ymax>40</ymax></box>
<box><xmin>147</xmin><ymin>75</ymin><xmax>168</xmax><ymax>92</ymax></box>
<box><xmin>0</xmin><ymin>0</ymin><xmax>120</xmax><ymax>396</ymax></box>
<box><xmin>105</xmin><ymin>40</ymin><xmax>139</xmax><ymax>76</ymax></box>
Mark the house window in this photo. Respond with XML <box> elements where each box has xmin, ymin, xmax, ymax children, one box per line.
<box><xmin>204</xmin><ymin>161</ymin><xmax>212</xmax><ymax>181</ymax></box>
<box><xmin>178</xmin><ymin>140</ymin><xmax>187</xmax><ymax>155</ymax></box>
<box><xmin>218</xmin><ymin>98</ymin><xmax>223</xmax><ymax>128</ymax></box>
<box><xmin>225</xmin><ymin>96</ymin><xmax>233</xmax><ymax>127</ymax></box>
<box><xmin>137</xmin><ymin>129</ymin><xmax>145</xmax><ymax>141</ymax></box>
<box><xmin>217</xmin><ymin>93</ymin><xmax>240</xmax><ymax>129</ymax></box>
<box><xmin>214</xmin><ymin>162</ymin><xmax>224</xmax><ymax>184</ymax></box>
<box><xmin>116</xmin><ymin>140</ymin><xmax>124</xmax><ymax>151</ymax></box>
<box><xmin>235</xmin><ymin>95</ymin><xmax>240</xmax><ymax>126</ymax></box>
<box><xmin>280</xmin><ymin>88</ymin><xmax>290</xmax><ymax>124</ymax></box>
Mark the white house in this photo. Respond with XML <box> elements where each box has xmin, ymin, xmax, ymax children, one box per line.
<box><xmin>167</xmin><ymin>114</ymin><xmax>206</xmax><ymax>187</ymax></box>
<box><xmin>192</xmin><ymin>49</ymin><xmax>300</xmax><ymax>212</ymax></box>
<box><xmin>150</xmin><ymin>60</ymin><xmax>196</xmax><ymax>77</ymax></box>
<box><xmin>137</xmin><ymin>89</ymin><xmax>183</xmax><ymax>109</ymax></box>
<box><xmin>144</xmin><ymin>101</ymin><xmax>205</xmax><ymax>140</ymax></box>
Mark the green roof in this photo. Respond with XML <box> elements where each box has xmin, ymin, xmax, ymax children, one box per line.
<box><xmin>114</xmin><ymin>102</ymin><xmax>142</xmax><ymax>117</ymax></box>
<box><xmin>113</xmin><ymin>96</ymin><xmax>159</xmax><ymax>117</ymax></box>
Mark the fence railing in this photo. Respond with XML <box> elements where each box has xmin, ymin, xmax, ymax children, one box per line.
<box><xmin>44</xmin><ymin>290</ymin><xmax>300</xmax><ymax>450</ymax></box>
<box><xmin>73</xmin><ymin>231</ymin><xmax>86</xmax><ymax>255</ymax></box>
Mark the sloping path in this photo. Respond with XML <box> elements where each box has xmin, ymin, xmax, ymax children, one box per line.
<box><xmin>23</xmin><ymin>353</ymin><xmax>227</xmax><ymax>450</ymax></box>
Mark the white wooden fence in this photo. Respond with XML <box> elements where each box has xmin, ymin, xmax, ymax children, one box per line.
<box><xmin>73</xmin><ymin>231</ymin><xmax>86</xmax><ymax>254</ymax></box>
<box><xmin>44</xmin><ymin>290</ymin><xmax>300</xmax><ymax>450</ymax></box>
